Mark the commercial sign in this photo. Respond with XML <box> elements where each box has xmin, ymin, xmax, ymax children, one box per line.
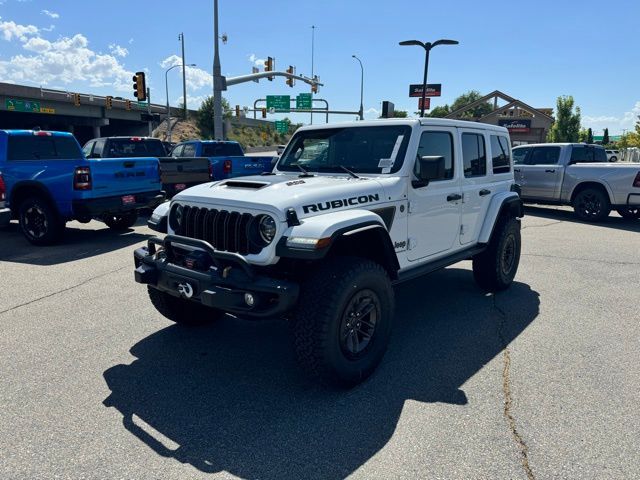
<box><xmin>409</xmin><ymin>83</ymin><xmax>442</xmax><ymax>98</ymax></box>
<box><xmin>266</xmin><ymin>95</ymin><xmax>290</xmax><ymax>112</ymax></box>
<box><xmin>498</xmin><ymin>119</ymin><xmax>531</xmax><ymax>133</ymax></box>
<box><xmin>418</xmin><ymin>98</ymin><xmax>431</xmax><ymax>110</ymax></box>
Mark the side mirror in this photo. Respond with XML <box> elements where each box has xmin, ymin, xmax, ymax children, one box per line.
<box><xmin>412</xmin><ymin>156</ymin><xmax>445</xmax><ymax>188</ymax></box>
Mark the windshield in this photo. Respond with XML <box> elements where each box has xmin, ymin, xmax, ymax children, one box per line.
<box><xmin>106</xmin><ymin>139</ymin><xmax>166</xmax><ymax>157</ymax></box>
<box><xmin>278</xmin><ymin>125</ymin><xmax>411</xmax><ymax>174</ymax></box>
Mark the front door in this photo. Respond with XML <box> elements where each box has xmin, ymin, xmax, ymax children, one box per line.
<box><xmin>407</xmin><ymin>128</ymin><xmax>462</xmax><ymax>261</ymax></box>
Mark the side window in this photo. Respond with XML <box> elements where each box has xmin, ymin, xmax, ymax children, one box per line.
<box><xmin>93</xmin><ymin>139</ymin><xmax>105</xmax><ymax>158</ymax></box>
<box><xmin>82</xmin><ymin>141</ymin><xmax>95</xmax><ymax>157</ymax></box>
<box><xmin>182</xmin><ymin>144</ymin><xmax>196</xmax><ymax>157</ymax></box>
<box><xmin>528</xmin><ymin>147</ymin><xmax>561</xmax><ymax>165</ymax></box>
<box><xmin>461</xmin><ymin>133</ymin><xmax>486</xmax><ymax>177</ymax></box>
<box><xmin>415</xmin><ymin>131</ymin><xmax>454</xmax><ymax>181</ymax></box>
<box><xmin>491</xmin><ymin>135</ymin><xmax>511</xmax><ymax>174</ymax></box>
<box><xmin>593</xmin><ymin>148</ymin><xmax>607</xmax><ymax>162</ymax></box>
<box><xmin>512</xmin><ymin>147</ymin><xmax>531</xmax><ymax>165</ymax></box>
<box><xmin>570</xmin><ymin>146</ymin><xmax>591</xmax><ymax>163</ymax></box>
<box><xmin>171</xmin><ymin>144</ymin><xmax>184</xmax><ymax>157</ymax></box>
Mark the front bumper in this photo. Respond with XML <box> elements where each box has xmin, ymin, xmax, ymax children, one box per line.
<box><xmin>0</xmin><ymin>207</ymin><xmax>10</xmax><ymax>227</ymax></box>
<box><xmin>134</xmin><ymin>235</ymin><xmax>299</xmax><ymax>318</ymax></box>
<box><xmin>73</xmin><ymin>191</ymin><xmax>165</xmax><ymax>218</ymax></box>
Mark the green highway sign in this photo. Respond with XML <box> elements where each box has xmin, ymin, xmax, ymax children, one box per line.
<box><xmin>296</xmin><ymin>93</ymin><xmax>312</xmax><ymax>109</ymax></box>
<box><xmin>275</xmin><ymin>120</ymin><xmax>289</xmax><ymax>134</ymax></box>
<box><xmin>6</xmin><ymin>98</ymin><xmax>41</xmax><ymax>113</ymax></box>
<box><xmin>136</xmin><ymin>101</ymin><xmax>148</xmax><ymax>109</ymax></box>
<box><xmin>266</xmin><ymin>95</ymin><xmax>290</xmax><ymax>112</ymax></box>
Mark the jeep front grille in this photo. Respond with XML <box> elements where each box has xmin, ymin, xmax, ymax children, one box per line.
<box><xmin>175</xmin><ymin>205</ymin><xmax>262</xmax><ymax>255</ymax></box>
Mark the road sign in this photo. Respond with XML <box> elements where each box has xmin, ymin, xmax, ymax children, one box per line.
<box><xmin>296</xmin><ymin>93</ymin><xmax>312</xmax><ymax>109</ymax></box>
<box><xmin>39</xmin><ymin>107</ymin><xmax>56</xmax><ymax>114</ymax></box>
<box><xmin>409</xmin><ymin>83</ymin><xmax>442</xmax><ymax>98</ymax></box>
<box><xmin>275</xmin><ymin>120</ymin><xmax>289</xmax><ymax>134</ymax></box>
<box><xmin>6</xmin><ymin>98</ymin><xmax>41</xmax><ymax>113</ymax></box>
<box><xmin>418</xmin><ymin>98</ymin><xmax>431</xmax><ymax>110</ymax></box>
<box><xmin>266</xmin><ymin>95</ymin><xmax>290</xmax><ymax>112</ymax></box>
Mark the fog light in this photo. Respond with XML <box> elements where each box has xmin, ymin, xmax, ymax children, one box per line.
<box><xmin>244</xmin><ymin>293</ymin><xmax>255</xmax><ymax>307</ymax></box>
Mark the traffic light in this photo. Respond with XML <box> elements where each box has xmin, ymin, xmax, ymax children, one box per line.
<box><xmin>125</xmin><ymin>100</ymin><xmax>132</xmax><ymax>111</ymax></box>
<box><xmin>73</xmin><ymin>93</ymin><xmax>80</xmax><ymax>107</ymax></box>
<box><xmin>311</xmin><ymin>83</ymin><xmax>318</xmax><ymax>94</ymax></box>
<box><xmin>286</xmin><ymin>66</ymin><xmax>295</xmax><ymax>87</ymax></box>
<box><xmin>132</xmin><ymin>71</ymin><xmax>147</xmax><ymax>101</ymax></box>
<box><xmin>265</xmin><ymin>57</ymin><xmax>274</xmax><ymax>81</ymax></box>
<box><xmin>261</xmin><ymin>107</ymin><xmax>267</xmax><ymax>119</ymax></box>
<box><xmin>235</xmin><ymin>105</ymin><xmax>241</xmax><ymax>117</ymax></box>
<box><xmin>105</xmin><ymin>96</ymin><xmax>113</xmax><ymax>109</ymax></box>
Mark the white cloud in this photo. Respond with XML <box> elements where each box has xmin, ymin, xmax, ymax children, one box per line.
<box><xmin>109</xmin><ymin>44</ymin><xmax>128</xmax><ymax>57</ymax></box>
<box><xmin>364</xmin><ymin>107</ymin><xmax>380</xmax><ymax>119</ymax></box>
<box><xmin>0</xmin><ymin>21</ymin><xmax>135</xmax><ymax>92</ymax></box>
<box><xmin>161</xmin><ymin>54</ymin><xmax>212</xmax><ymax>90</ymax></box>
<box><xmin>41</xmin><ymin>9</ymin><xmax>59</xmax><ymax>19</ymax></box>
<box><xmin>41</xmin><ymin>24</ymin><xmax>55</xmax><ymax>32</ymax></box>
<box><xmin>248</xmin><ymin>53</ymin><xmax>265</xmax><ymax>68</ymax></box>
<box><xmin>175</xmin><ymin>94</ymin><xmax>208</xmax><ymax>110</ymax></box>
<box><xmin>583</xmin><ymin>101</ymin><xmax>640</xmax><ymax>134</ymax></box>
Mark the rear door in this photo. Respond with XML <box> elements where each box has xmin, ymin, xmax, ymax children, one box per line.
<box><xmin>519</xmin><ymin>146</ymin><xmax>563</xmax><ymax>200</ymax></box>
<box><xmin>459</xmin><ymin>128</ymin><xmax>491</xmax><ymax>245</ymax></box>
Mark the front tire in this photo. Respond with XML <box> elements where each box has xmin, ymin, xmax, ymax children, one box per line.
<box><xmin>147</xmin><ymin>286</ymin><xmax>223</xmax><ymax>326</ymax></box>
<box><xmin>292</xmin><ymin>257</ymin><xmax>394</xmax><ymax>388</ymax></box>
<box><xmin>572</xmin><ymin>188</ymin><xmax>611</xmax><ymax>222</ymax></box>
<box><xmin>473</xmin><ymin>216</ymin><xmax>521</xmax><ymax>292</ymax></box>
<box><xmin>18</xmin><ymin>197</ymin><xmax>65</xmax><ymax>246</ymax></box>
<box><xmin>103</xmin><ymin>211</ymin><xmax>138</xmax><ymax>230</ymax></box>
<box><xmin>616</xmin><ymin>207</ymin><xmax>640</xmax><ymax>220</ymax></box>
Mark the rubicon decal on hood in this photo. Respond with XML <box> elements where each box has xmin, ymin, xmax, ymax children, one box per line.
<box><xmin>302</xmin><ymin>194</ymin><xmax>380</xmax><ymax>214</ymax></box>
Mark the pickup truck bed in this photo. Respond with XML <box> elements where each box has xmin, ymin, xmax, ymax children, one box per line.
<box><xmin>157</xmin><ymin>156</ymin><xmax>211</xmax><ymax>198</ymax></box>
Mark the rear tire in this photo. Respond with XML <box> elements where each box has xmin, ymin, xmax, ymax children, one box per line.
<box><xmin>616</xmin><ymin>207</ymin><xmax>640</xmax><ymax>220</ymax></box>
<box><xmin>147</xmin><ymin>286</ymin><xmax>223</xmax><ymax>326</ymax></box>
<box><xmin>291</xmin><ymin>257</ymin><xmax>394</xmax><ymax>388</ymax></box>
<box><xmin>572</xmin><ymin>188</ymin><xmax>611</xmax><ymax>222</ymax></box>
<box><xmin>103</xmin><ymin>211</ymin><xmax>138</xmax><ymax>230</ymax></box>
<box><xmin>473</xmin><ymin>216</ymin><xmax>521</xmax><ymax>292</ymax></box>
<box><xmin>18</xmin><ymin>196</ymin><xmax>65</xmax><ymax>246</ymax></box>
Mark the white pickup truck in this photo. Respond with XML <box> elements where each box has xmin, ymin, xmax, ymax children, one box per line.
<box><xmin>513</xmin><ymin>143</ymin><xmax>640</xmax><ymax>221</ymax></box>
<box><xmin>135</xmin><ymin>119</ymin><xmax>524</xmax><ymax>386</ymax></box>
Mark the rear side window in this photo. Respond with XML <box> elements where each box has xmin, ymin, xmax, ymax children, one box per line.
<box><xmin>461</xmin><ymin>133</ymin><xmax>486</xmax><ymax>177</ymax></box>
<box><xmin>8</xmin><ymin>136</ymin><xmax>83</xmax><ymax>161</ymax></box>
<box><xmin>490</xmin><ymin>135</ymin><xmax>511</xmax><ymax>174</ymax></box>
<box><xmin>416</xmin><ymin>131</ymin><xmax>454</xmax><ymax>181</ymax></box>
<box><xmin>201</xmin><ymin>143</ymin><xmax>243</xmax><ymax>157</ymax></box>
<box><xmin>571</xmin><ymin>146</ymin><xmax>607</xmax><ymax>163</ymax></box>
<box><xmin>528</xmin><ymin>147</ymin><xmax>561</xmax><ymax>165</ymax></box>
<box><xmin>593</xmin><ymin>148</ymin><xmax>607</xmax><ymax>162</ymax></box>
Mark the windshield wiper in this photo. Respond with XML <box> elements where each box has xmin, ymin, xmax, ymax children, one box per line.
<box><xmin>337</xmin><ymin>165</ymin><xmax>359</xmax><ymax>179</ymax></box>
<box><xmin>295</xmin><ymin>163</ymin><xmax>314</xmax><ymax>177</ymax></box>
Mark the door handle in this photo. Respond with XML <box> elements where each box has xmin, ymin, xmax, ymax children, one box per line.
<box><xmin>545</xmin><ymin>169</ymin><xmax>556</xmax><ymax>173</ymax></box>
<box><xmin>514</xmin><ymin>168</ymin><xmax>521</xmax><ymax>172</ymax></box>
<box><xmin>447</xmin><ymin>193</ymin><xmax>462</xmax><ymax>202</ymax></box>
<box><xmin>479</xmin><ymin>189</ymin><xmax>491</xmax><ymax>196</ymax></box>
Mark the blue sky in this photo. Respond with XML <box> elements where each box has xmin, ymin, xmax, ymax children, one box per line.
<box><xmin>1</xmin><ymin>0</ymin><xmax>639</xmax><ymax>133</ymax></box>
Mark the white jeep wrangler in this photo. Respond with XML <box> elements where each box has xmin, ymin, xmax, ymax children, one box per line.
<box><xmin>135</xmin><ymin>119</ymin><xmax>523</xmax><ymax>386</ymax></box>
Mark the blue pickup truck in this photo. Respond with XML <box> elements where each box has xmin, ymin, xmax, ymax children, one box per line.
<box><xmin>169</xmin><ymin>140</ymin><xmax>274</xmax><ymax>179</ymax></box>
<box><xmin>0</xmin><ymin>130</ymin><xmax>164</xmax><ymax>245</ymax></box>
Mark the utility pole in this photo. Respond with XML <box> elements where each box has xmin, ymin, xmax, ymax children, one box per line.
<box><xmin>352</xmin><ymin>55</ymin><xmax>364</xmax><ymax>120</ymax></box>
<box><xmin>179</xmin><ymin>33</ymin><xmax>188</xmax><ymax>120</ymax></box>
<box><xmin>147</xmin><ymin>87</ymin><xmax>152</xmax><ymax>136</ymax></box>
<box><xmin>310</xmin><ymin>25</ymin><xmax>315</xmax><ymax>125</ymax></box>
<box><xmin>212</xmin><ymin>0</ymin><xmax>224</xmax><ymax>140</ymax></box>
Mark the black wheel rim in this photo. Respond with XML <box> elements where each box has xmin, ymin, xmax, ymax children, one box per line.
<box><xmin>339</xmin><ymin>289</ymin><xmax>380</xmax><ymax>359</ymax></box>
<box><xmin>577</xmin><ymin>192</ymin><xmax>601</xmax><ymax>218</ymax></box>
<box><xmin>23</xmin><ymin>205</ymin><xmax>48</xmax><ymax>239</ymax></box>
<box><xmin>501</xmin><ymin>234</ymin><xmax>516</xmax><ymax>276</ymax></box>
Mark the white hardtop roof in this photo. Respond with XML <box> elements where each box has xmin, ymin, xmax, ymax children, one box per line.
<box><xmin>295</xmin><ymin>118</ymin><xmax>509</xmax><ymax>133</ymax></box>
<box><xmin>513</xmin><ymin>142</ymin><xmax>604</xmax><ymax>148</ymax></box>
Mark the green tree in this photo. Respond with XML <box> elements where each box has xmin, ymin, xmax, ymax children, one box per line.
<box><xmin>196</xmin><ymin>96</ymin><xmax>231</xmax><ymax>139</ymax></box>
<box><xmin>587</xmin><ymin>128</ymin><xmax>594</xmax><ymax>144</ymax></box>
<box><xmin>602</xmin><ymin>128</ymin><xmax>609</xmax><ymax>145</ymax></box>
<box><xmin>450</xmin><ymin>90</ymin><xmax>492</xmax><ymax>118</ymax></box>
<box><xmin>392</xmin><ymin>110</ymin><xmax>408</xmax><ymax>118</ymax></box>
<box><xmin>546</xmin><ymin>96</ymin><xmax>581</xmax><ymax>143</ymax></box>
<box><xmin>428</xmin><ymin>104</ymin><xmax>451</xmax><ymax>118</ymax></box>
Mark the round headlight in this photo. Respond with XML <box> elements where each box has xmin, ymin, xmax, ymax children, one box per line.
<box><xmin>258</xmin><ymin>215</ymin><xmax>277</xmax><ymax>244</ymax></box>
<box><xmin>169</xmin><ymin>204</ymin><xmax>184</xmax><ymax>232</ymax></box>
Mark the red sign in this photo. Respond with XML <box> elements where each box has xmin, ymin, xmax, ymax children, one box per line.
<box><xmin>418</xmin><ymin>98</ymin><xmax>431</xmax><ymax>110</ymax></box>
<box><xmin>409</xmin><ymin>83</ymin><xmax>442</xmax><ymax>97</ymax></box>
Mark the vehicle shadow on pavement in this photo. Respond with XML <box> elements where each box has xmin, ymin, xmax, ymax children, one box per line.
<box><xmin>103</xmin><ymin>267</ymin><xmax>540</xmax><ymax>480</ymax></box>
<box><xmin>524</xmin><ymin>205</ymin><xmax>640</xmax><ymax>233</ymax></box>
<box><xmin>0</xmin><ymin>220</ymin><xmax>150</xmax><ymax>266</ymax></box>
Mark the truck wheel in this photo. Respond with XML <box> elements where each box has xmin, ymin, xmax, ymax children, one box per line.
<box><xmin>147</xmin><ymin>286</ymin><xmax>223</xmax><ymax>326</ymax></box>
<box><xmin>615</xmin><ymin>207</ymin><xmax>640</xmax><ymax>220</ymax></box>
<box><xmin>18</xmin><ymin>196</ymin><xmax>65</xmax><ymax>246</ymax></box>
<box><xmin>473</xmin><ymin>216</ymin><xmax>521</xmax><ymax>292</ymax></box>
<box><xmin>572</xmin><ymin>188</ymin><xmax>610</xmax><ymax>222</ymax></box>
<box><xmin>103</xmin><ymin>211</ymin><xmax>138</xmax><ymax>230</ymax></box>
<box><xmin>292</xmin><ymin>257</ymin><xmax>394</xmax><ymax>388</ymax></box>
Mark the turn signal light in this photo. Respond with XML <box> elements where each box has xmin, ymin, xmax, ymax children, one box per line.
<box><xmin>73</xmin><ymin>166</ymin><xmax>92</xmax><ymax>190</ymax></box>
<box><xmin>633</xmin><ymin>172</ymin><xmax>640</xmax><ymax>188</ymax></box>
<box><xmin>0</xmin><ymin>174</ymin><xmax>6</xmax><ymax>201</ymax></box>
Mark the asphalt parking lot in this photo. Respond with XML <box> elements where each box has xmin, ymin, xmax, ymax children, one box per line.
<box><xmin>1</xmin><ymin>207</ymin><xmax>638</xmax><ymax>480</ymax></box>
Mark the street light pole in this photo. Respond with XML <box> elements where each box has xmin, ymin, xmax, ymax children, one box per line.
<box><xmin>399</xmin><ymin>38</ymin><xmax>459</xmax><ymax>117</ymax></box>
<box><xmin>213</xmin><ymin>0</ymin><xmax>224</xmax><ymax>140</ymax></box>
<box><xmin>352</xmin><ymin>55</ymin><xmax>364</xmax><ymax>120</ymax></box>
<box><xmin>165</xmin><ymin>63</ymin><xmax>195</xmax><ymax>142</ymax></box>
<box><xmin>310</xmin><ymin>25</ymin><xmax>316</xmax><ymax>125</ymax></box>
<box><xmin>179</xmin><ymin>33</ymin><xmax>188</xmax><ymax>120</ymax></box>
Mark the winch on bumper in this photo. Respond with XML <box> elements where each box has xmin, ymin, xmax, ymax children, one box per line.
<box><xmin>134</xmin><ymin>235</ymin><xmax>299</xmax><ymax>318</ymax></box>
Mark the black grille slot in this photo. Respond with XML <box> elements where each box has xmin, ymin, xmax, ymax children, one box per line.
<box><xmin>176</xmin><ymin>206</ymin><xmax>261</xmax><ymax>255</ymax></box>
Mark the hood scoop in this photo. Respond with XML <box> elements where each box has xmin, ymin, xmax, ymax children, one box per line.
<box><xmin>219</xmin><ymin>180</ymin><xmax>269</xmax><ymax>189</ymax></box>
